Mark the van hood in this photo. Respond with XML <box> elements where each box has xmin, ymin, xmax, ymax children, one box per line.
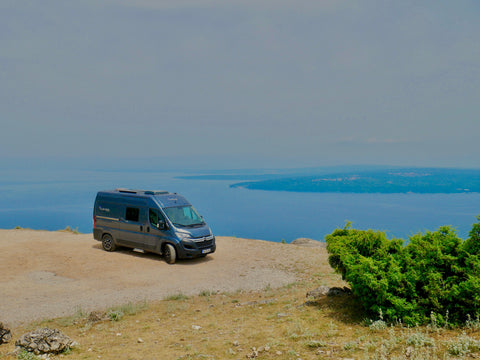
<box><xmin>175</xmin><ymin>225</ymin><xmax>212</xmax><ymax>239</ymax></box>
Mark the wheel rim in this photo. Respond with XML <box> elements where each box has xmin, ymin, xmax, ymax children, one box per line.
<box><xmin>165</xmin><ymin>246</ymin><xmax>170</xmax><ymax>258</ymax></box>
<box><xmin>104</xmin><ymin>236</ymin><xmax>112</xmax><ymax>250</ymax></box>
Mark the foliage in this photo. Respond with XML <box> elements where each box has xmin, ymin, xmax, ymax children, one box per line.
<box><xmin>165</xmin><ymin>293</ymin><xmax>189</xmax><ymax>301</ymax></box>
<box><xmin>325</xmin><ymin>216</ymin><xmax>480</xmax><ymax>325</ymax></box>
<box><xmin>107</xmin><ymin>310</ymin><xmax>124</xmax><ymax>321</ymax></box>
<box><xmin>16</xmin><ymin>349</ymin><xmax>40</xmax><ymax>360</ymax></box>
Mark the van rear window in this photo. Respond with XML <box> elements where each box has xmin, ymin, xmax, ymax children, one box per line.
<box><xmin>125</xmin><ymin>207</ymin><xmax>140</xmax><ymax>222</ymax></box>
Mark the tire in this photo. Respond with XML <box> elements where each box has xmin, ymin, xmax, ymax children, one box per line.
<box><xmin>164</xmin><ymin>243</ymin><xmax>176</xmax><ymax>264</ymax></box>
<box><xmin>102</xmin><ymin>234</ymin><xmax>117</xmax><ymax>252</ymax></box>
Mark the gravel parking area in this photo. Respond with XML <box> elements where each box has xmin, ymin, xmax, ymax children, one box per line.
<box><xmin>0</xmin><ymin>229</ymin><xmax>327</xmax><ymax>326</ymax></box>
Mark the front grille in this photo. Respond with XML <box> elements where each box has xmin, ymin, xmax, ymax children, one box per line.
<box><xmin>195</xmin><ymin>239</ymin><xmax>214</xmax><ymax>248</ymax></box>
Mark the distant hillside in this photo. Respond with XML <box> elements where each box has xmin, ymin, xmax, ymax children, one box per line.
<box><xmin>229</xmin><ymin>168</ymin><xmax>480</xmax><ymax>194</ymax></box>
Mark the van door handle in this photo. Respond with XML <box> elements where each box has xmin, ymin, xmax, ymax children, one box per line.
<box><xmin>147</xmin><ymin>226</ymin><xmax>150</xmax><ymax>233</ymax></box>
<box><xmin>140</xmin><ymin>225</ymin><xmax>143</xmax><ymax>232</ymax></box>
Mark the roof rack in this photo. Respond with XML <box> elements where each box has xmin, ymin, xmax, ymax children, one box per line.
<box><xmin>115</xmin><ymin>188</ymin><xmax>138</xmax><ymax>194</ymax></box>
<box><xmin>114</xmin><ymin>188</ymin><xmax>169</xmax><ymax>195</ymax></box>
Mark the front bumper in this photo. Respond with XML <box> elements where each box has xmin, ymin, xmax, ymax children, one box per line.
<box><xmin>176</xmin><ymin>237</ymin><xmax>216</xmax><ymax>259</ymax></box>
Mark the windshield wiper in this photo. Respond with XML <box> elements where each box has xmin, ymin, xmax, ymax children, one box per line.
<box><xmin>183</xmin><ymin>222</ymin><xmax>205</xmax><ymax>228</ymax></box>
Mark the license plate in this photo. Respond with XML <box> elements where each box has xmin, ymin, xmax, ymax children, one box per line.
<box><xmin>201</xmin><ymin>248</ymin><xmax>211</xmax><ymax>254</ymax></box>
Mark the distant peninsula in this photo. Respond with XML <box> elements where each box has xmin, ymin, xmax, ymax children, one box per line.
<box><xmin>179</xmin><ymin>168</ymin><xmax>480</xmax><ymax>194</ymax></box>
<box><xmin>229</xmin><ymin>168</ymin><xmax>480</xmax><ymax>194</ymax></box>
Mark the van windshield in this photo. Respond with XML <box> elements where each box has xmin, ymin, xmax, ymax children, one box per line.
<box><xmin>163</xmin><ymin>205</ymin><xmax>204</xmax><ymax>227</ymax></box>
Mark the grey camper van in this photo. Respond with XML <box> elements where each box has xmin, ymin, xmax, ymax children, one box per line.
<box><xmin>93</xmin><ymin>189</ymin><xmax>215</xmax><ymax>264</ymax></box>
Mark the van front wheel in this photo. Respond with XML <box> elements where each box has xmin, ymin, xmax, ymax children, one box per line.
<box><xmin>164</xmin><ymin>243</ymin><xmax>176</xmax><ymax>264</ymax></box>
<box><xmin>102</xmin><ymin>234</ymin><xmax>117</xmax><ymax>252</ymax></box>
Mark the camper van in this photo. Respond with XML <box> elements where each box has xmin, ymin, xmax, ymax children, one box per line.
<box><xmin>93</xmin><ymin>189</ymin><xmax>215</xmax><ymax>264</ymax></box>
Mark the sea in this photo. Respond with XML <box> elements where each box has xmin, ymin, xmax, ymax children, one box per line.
<box><xmin>1</xmin><ymin>161</ymin><xmax>479</xmax><ymax>242</ymax></box>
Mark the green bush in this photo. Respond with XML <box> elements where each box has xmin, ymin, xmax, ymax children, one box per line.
<box><xmin>325</xmin><ymin>216</ymin><xmax>480</xmax><ymax>325</ymax></box>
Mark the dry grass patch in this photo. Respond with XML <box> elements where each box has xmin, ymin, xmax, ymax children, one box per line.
<box><xmin>3</xmin><ymin>259</ymin><xmax>480</xmax><ymax>359</ymax></box>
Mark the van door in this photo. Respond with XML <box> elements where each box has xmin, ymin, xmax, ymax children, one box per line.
<box><xmin>116</xmin><ymin>206</ymin><xmax>147</xmax><ymax>248</ymax></box>
<box><xmin>144</xmin><ymin>208</ymin><xmax>169</xmax><ymax>252</ymax></box>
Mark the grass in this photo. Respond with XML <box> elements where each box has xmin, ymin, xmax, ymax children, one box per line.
<box><xmin>60</xmin><ymin>226</ymin><xmax>81</xmax><ymax>234</ymax></box>
<box><xmin>3</xmin><ymin>260</ymin><xmax>480</xmax><ymax>359</ymax></box>
<box><xmin>12</xmin><ymin>226</ymin><xmax>81</xmax><ymax>234</ymax></box>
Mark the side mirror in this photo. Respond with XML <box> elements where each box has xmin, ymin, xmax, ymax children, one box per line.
<box><xmin>157</xmin><ymin>221</ymin><xmax>167</xmax><ymax>230</ymax></box>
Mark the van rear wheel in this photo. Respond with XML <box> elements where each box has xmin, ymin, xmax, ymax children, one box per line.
<box><xmin>102</xmin><ymin>234</ymin><xmax>117</xmax><ymax>252</ymax></box>
<box><xmin>164</xmin><ymin>243</ymin><xmax>176</xmax><ymax>264</ymax></box>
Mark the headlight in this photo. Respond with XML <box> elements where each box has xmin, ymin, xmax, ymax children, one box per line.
<box><xmin>177</xmin><ymin>232</ymin><xmax>192</xmax><ymax>240</ymax></box>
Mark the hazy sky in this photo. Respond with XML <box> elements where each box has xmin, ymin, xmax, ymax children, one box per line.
<box><xmin>1</xmin><ymin>0</ymin><xmax>479</xmax><ymax>168</ymax></box>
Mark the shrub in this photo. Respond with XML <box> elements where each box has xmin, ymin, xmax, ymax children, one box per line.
<box><xmin>107</xmin><ymin>310</ymin><xmax>124</xmax><ymax>321</ymax></box>
<box><xmin>325</xmin><ymin>217</ymin><xmax>480</xmax><ymax>325</ymax></box>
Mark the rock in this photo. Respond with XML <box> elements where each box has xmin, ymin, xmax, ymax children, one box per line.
<box><xmin>327</xmin><ymin>286</ymin><xmax>352</xmax><ymax>296</ymax></box>
<box><xmin>191</xmin><ymin>325</ymin><xmax>201</xmax><ymax>330</ymax></box>
<box><xmin>0</xmin><ymin>322</ymin><xmax>12</xmax><ymax>345</ymax></box>
<box><xmin>15</xmin><ymin>328</ymin><xmax>76</xmax><ymax>355</ymax></box>
<box><xmin>306</xmin><ymin>286</ymin><xmax>351</xmax><ymax>299</ymax></box>
<box><xmin>246</xmin><ymin>347</ymin><xmax>259</xmax><ymax>358</ymax></box>
<box><xmin>306</xmin><ymin>286</ymin><xmax>330</xmax><ymax>299</ymax></box>
<box><xmin>137</xmin><ymin>338</ymin><xmax>144</xmax><ymax>343</ymax></box>
<box><xmin>291</xmin><ymin>238</ymin><xmax>326</xmax><ymax>248</ymax></box>
<box><xmin>405</xmin><ymin>346</ymin><xmax>414</xmax><ymax>358</ymax></box>
<box><xmin>88</xmin><ymin>311</ymin><xmax>106</xmax><ymax>323</ymax></box>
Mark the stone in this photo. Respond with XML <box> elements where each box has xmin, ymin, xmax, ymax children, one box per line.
<box><xmin>88</xmin><ymin>311</ymin><xmax>106</xmax><ymax>323</ymax></box>
<box><xmin>15</xmin><ymin>328</ymin><xmax>76</xmax><ymax>355</ymax></box>
<box><xmin>0</xmin><ymin>322</ymin><xmax>12</xmax><ymax>345</ymax></box>
<box><xmin>291</xmin><ymin>238</ymin><xmax>326</xmax><ymax>248</ymax></box>
<box><xmin>306</xmin><ymin>286</ymin><xmax>352</xmax><ymax>299</ymax></box>
<box><xmin>405</xmin><ymin>346</ymin><xmax>414</xmax><ymax>358</ymax></box>
<box><xmin>246</xmin><ymin>347</ymin><xmax>259</xmax><ymax>358</ymax></box>
<box><xmin>306</xmin><ymin>286</ymin><xmax>330</xmax><ymax>299</ymax></box>
<box><xmin>327</xmin><ymin>286</ymin><xmax>352</xmax><ymax>296</ymax></box>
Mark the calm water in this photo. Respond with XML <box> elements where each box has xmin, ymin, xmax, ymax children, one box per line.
<box><xmin>1</xmin><ymin>166</ymin><xmax>479</xmax><ymax>242</ymax></box>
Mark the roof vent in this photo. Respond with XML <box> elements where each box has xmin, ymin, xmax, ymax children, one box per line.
<box><xmin>144</xmin><ymin>190</ymin><xmax>169</xmax><ymax>195</ymax></box>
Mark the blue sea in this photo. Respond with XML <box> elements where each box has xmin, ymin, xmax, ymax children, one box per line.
<box><xmin>1</xmin><ymin>161</ymin><xmax>479</xmax><ymax>242</ymax></box>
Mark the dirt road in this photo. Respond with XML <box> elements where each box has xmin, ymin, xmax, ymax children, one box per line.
<box><xmin>0</xmin><ymin>229</ymin><xmax>327</xmax><ymax>326</ymax></box>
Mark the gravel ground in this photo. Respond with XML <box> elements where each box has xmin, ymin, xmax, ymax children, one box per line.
<box><xmin>0</xmin><ymin>229</ymin><xmax>327</xmax><ymax>326</ymax></box>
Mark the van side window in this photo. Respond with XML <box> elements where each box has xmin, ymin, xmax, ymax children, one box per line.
<box><xmin>149</xmin><ymin>209</ymin><xmax>165</xmax><ymax>227</ymax></box>
<box><xmin>125</xmin><ymin>207</ymin><xmax>140</xmax><ymax>222</ymax></box>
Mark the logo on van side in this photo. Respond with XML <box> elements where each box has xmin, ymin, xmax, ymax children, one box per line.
<box><xmin>99</xmin><ymin>206</ymin><xmax>110</xmax><ymax>212</ymax></box>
